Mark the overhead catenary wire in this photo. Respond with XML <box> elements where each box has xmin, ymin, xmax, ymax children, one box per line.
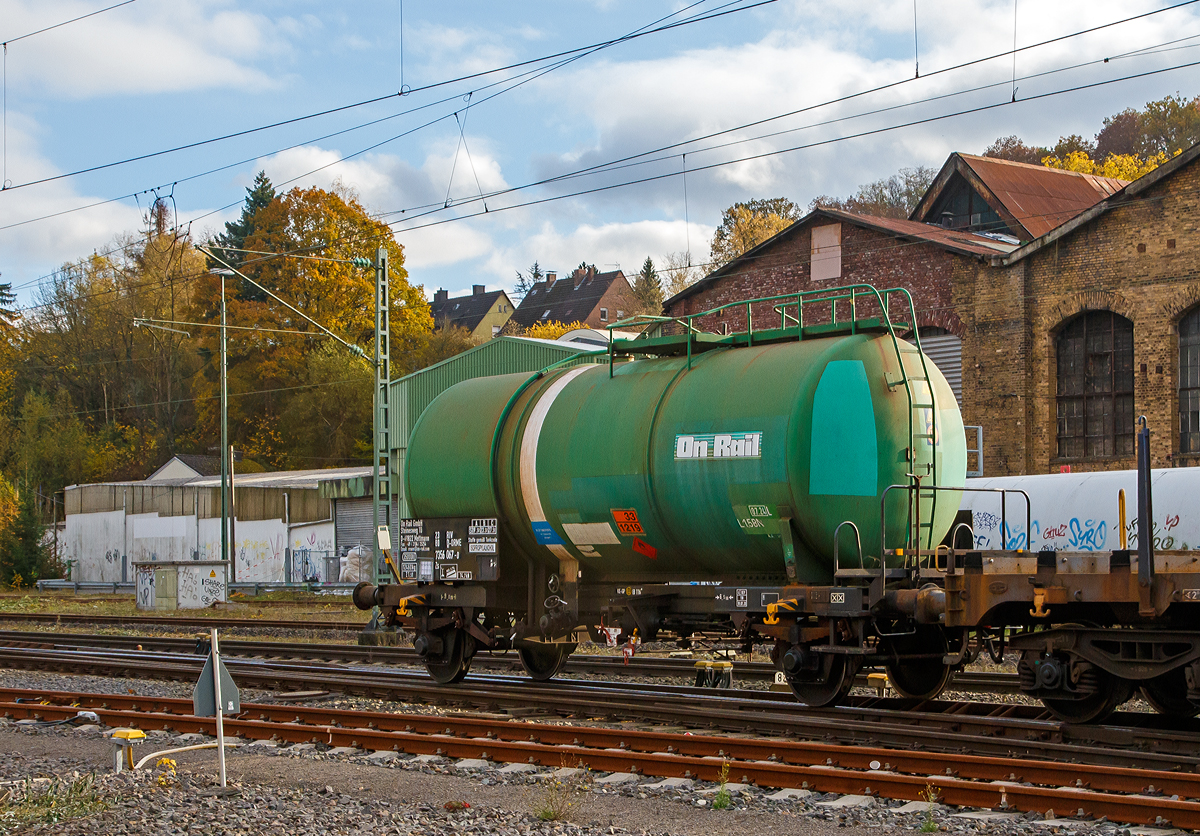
<box><xmin>1</xmin><ymin>0</ymin><xmax>1189</xmax><ymax>250</ymax></box>
<box><xmin>0</xmin><ymin>0</ymin><xmax>729</xmax><ymax>243</ymax></box>
<box><xmin>0</xmin><ymin>0</ymin><xmax>772</xmax><ymax>195</ymax></box>
<box><xmin>7</xmin><ymin>9</ymin><xmax>1199</xmax><ymax>314</ymax></box>
<box><xmin>1</xmin><ymin>0</ymin><xmax>139</xmax><ymax>189</ymax></box>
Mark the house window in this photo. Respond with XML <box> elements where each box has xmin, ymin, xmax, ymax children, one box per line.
<box><xmin>600</xmin><ymin>308</ymin><xmax>608</xmax><ymax>321</ymax></box>
<box><xmin>811</xmin><ymin>224</ymin><xmax>842</xmax><ymax>281</ymax></box>
<box><xmin>1056</xmin><ymin>311</ymin><xmax>1134</xmax><ymax>458</ymax></box>
<box><xmin>542</xmin><ymin>310</ymin><xmax>551</xmax><ymax>319</ymax></box>
<box><xmin>492</xmin><ymin>325</ymin><xmax>501</xmax><ymax>337</ymax></box>
<box><xmin>1180</xmin><ymin>308</ymin><xmax>1200</xmax><ymax>453</ymax></box>
<box><xmin>616</xmin><ymin>310</ymin><xmax>624</xmax><ymax>319</ymax></box>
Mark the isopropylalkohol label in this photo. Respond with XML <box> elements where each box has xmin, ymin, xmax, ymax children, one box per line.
<box><xmin>674</xmin><ymin>432</ymin><xmax>761</xmax><ymax>460</ymax></box>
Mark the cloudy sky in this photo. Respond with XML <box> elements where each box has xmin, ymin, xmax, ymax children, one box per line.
<box><xmin>1</xmin><ymin>0</ymin><xmax>1198</xmax><ymax>304</ymax></box>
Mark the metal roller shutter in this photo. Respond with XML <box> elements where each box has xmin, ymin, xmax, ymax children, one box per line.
<box><xmin>920</xmin><ymin>333</ymin><xmax>962</xmax><ymax>404</ymax></box>
<box><xmin>335</xmin><ymin>498</ymin><xmax>375</xmax><ymax>555</ymax></box>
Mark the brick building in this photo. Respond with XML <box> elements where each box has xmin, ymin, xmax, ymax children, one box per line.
<box><xmin>966</xmin><ymin>142</ymin><xmax>1200</xmax><ymax>474</ymax></box>
<box><xmin>662</xmin><ymin>144</ymin><xmax>1200</xmax><ymax>476</ymax></box>
<box><xmin>502</xmin><ymin>267</ymin><xmax>633</xmax><ymax>335</ymax></box>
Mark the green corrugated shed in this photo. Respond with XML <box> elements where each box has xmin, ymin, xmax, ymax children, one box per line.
<box><xmin>389</xmin><ymin>336</ymin><xmax>605</xmax><ymax>515</ymax></box>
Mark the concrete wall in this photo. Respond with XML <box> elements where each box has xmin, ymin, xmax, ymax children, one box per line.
<box><xmin>67</xmin><ymin>510</ymin><xmax>335</xmax><ymax>584</ymax></box>
<box><xmin>64</xmin><ymin>510</ymin><xmax>127</xmax><ymax>582</ymax></box>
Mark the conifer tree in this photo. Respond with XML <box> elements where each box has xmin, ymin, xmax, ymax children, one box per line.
<box><xmin>210</xmin><ymin>171</ymin><xmax>276</xmax><ymax>274</ymax></box>
<box><xmin>1</xmin><ymin>486</ymin><xmax>45</xmax><ymax>586</ymax></box>
<box><xmin>631</xmin><ymin>257</ymin><xmax>663</xmax><ymax>314</ymax></box>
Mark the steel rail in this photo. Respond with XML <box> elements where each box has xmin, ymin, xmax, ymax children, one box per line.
<box><xmin>0</xmin><ymin>629</ymin><xmax>1019</xmax><ymax>691</ymax></box>
<box><xmin>0</xmin><ymin>613</ymin><xmax>366</xmax><ymax>630</ymax></box>
<box><xmin>4</xmin><ymin>688</ymin><xmax>1199</xmax><ymax>828</ymax></box>
<box><xmin>1</xmin><ymin>645</ymin><xmax>1197</xmax><ymax>770</ymax></box>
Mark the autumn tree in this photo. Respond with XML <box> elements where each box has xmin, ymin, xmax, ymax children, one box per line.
<box><xmin>277</xmin><ymin>342</ymin><xmax>373</xmax><ymax>466</ymax></box>
<box><xmin>397</xmin><ymin>323</ymin><xmax>478</xmax><ymax>376</ymax></box>
<box><xmin>523</xmin><ymin>320</ymin><xmax>586</xmax><ymax>340</ymax></box>
<box><xmin>811</xmin><ymin>166</ymin><xmax>936</xmax><ymax>219</ymax></box>
<box><xmin>709</xmin><ymin>198</ymin><xmax>800</xmax><ymax>268</ymax></box>
<box><xmin>188</xmin><ymin>184</ymin><xmax>430</xmax><ymax>469</ymax></box>
<box><xmin>1096</xmin><ymin>109</ymin><xmax>1142</xmax><ymax>158</ymax></box>
<box><xmin>13</xmin><ymin>216</ymin><xmax>207</xmax><ymax>490</ymax></box>
<box><xmin>1138</xmin><ymin>93</ymin><xmax>1200</xmax><ymax>156</ymax></box>
<box><xmin>982</xmin><ymin>135</ymin><xmax>1049</xmax><ymax>164</ymax></box>
<box><xmin>660</xmin><ymin>251</ymin><xmax>706</xmax><ymax>297</ymax></box>
<box><xmin>630</xmin><ymin>257</ymin><xmax>663</xmax><ymax>315</ymax></box>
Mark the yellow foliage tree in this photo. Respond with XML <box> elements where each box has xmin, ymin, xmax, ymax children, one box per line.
<box><xmin>1042</xmin><ymin>149</ymin><xmax>1175</xmax><ymax>180</ymax></box>
<box><xmin>523</xmin><ymin>320</ymin><xmax>587</xmax><ymax>340</ymax></box>
<box><xmin>188</xmin><ymin>183</ymin><xmax>430</xmax><ymax>468</ymax></box>
<box><xmin>710</xmin><ymin>203</ymin><xmax>796</xmax><ymax>269</ymax></box>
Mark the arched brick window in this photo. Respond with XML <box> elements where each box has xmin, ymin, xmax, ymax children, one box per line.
<box><xmin>1056</xmin><ymin>311</ymin><xmax>1134</xmax><ymax>458</ymax></box>
<box><xmin>1180</xmin><ymin>307</ymin><xmax>1200</xmax><ymax>454</ymax></box>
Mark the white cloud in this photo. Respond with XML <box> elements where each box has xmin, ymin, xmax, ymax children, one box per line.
<box><xmin>0</xmin><ymin>0</ymin><xmax>295</xmax><ymax>97</ymax></box>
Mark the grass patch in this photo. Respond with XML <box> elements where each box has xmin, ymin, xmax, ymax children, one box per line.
<box><xmin>0</xmin><ymin>774</ymin><xmax>108</xmax><ymax>833</ymax></box>
<box><xmin>0</xmin><ymin>592</ymin><xmax>370</xmax><ymax>623</ymax></box>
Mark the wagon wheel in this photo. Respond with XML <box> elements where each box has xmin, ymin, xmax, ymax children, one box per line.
<box><xmin>423</xmin><ymin>629</ymin><xmax>475</xmax><ymax>685</ymax></box>
<box><xmin>1140</xmin><ymin>668</ymin><xmax>1200</xmax><ymax>719</ymax></box>
<box><xmin>787</xmin><ymin>653</ymin><xmax>861</xmax><ymax>707</ymax></box>
<box><xmin>1040</xmin><ymin>666</ymin><xmax>1132</xmax><ymax>724</ymax></box>
<box><xmin>881</xmin><ymin>625</ymin><xmax>952</xmax><ymax>700</ymax></box>
<box><xmin>518</xmin><ymin>642</ymin><xmax>576</xmax><ymax>681</ymax></box>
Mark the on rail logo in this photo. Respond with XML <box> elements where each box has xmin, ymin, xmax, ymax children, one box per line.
<box><xmin>674</xmin><ymin>432</ymin><xmax>762</xmax><ymax>460</ymax></box>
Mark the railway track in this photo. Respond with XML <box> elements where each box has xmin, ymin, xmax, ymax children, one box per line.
<box><xmin>4</xmin><ymin>685</ymin><xmax>1199</xmax><ymax>829</ymax></box>
<box><xmin>0</xmin><ymin>612</ymin><xmax>366</xmax><ymax>631</ymax></box>
<box><xmin>0</xmin><ymin>629</ymin><xmax>1018</xmax><ymax>692</ymax></box>
<box><xmin>1</xmin><ymin>644</ymin><xmax>1196</xmax><ymax>770</ymax></box>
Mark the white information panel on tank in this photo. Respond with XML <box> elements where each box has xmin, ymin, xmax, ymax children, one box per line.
<box><xmin>675</xmin><ymin>432</ymin><xmax>762</xmax><ymax>460</ymax></box>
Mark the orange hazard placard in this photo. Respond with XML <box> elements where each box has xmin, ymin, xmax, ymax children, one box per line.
<box><xmin>611</xmin><ymin>508</ymin><xmax>644</xmax><ymax>535</ymax></box>
<box><xmin>632</xmin><ymin>538</ymin><xmax>657</xmax><ymax>559</ymax></box>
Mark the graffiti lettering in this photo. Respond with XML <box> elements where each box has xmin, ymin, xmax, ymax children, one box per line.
<box><xmin>1003</xmin><ymin>523</ymin><xmax>1027</xmax><ymax>550</ymax></box>
<box><xmin>1067</xmin><ymin>518</ymin><xmax>1107</xmax><ymax>551</ymax></box>
<box><xmin>1042</xmin><ymin>523</ymin><xmax>1069</xmax><ymax>540</ymax></box>
<box><xmin>1126</xmin><ymin>520</ymin><xmax>1177</xmax><ymax>551</ymax></box>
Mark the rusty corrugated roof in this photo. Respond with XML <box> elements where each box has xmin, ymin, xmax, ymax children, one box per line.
<box><xmin>957</xmin><ymin>154</ymin><xmax>1127</xmax><ymax>239</ymax></box>
<box><xmin>817</xmin><ymin>209</ymin><xmax>1018</xmax><ymax>257</ymax></box>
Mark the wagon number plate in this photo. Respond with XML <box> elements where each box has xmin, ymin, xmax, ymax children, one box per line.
<box><xmin>611</xmin><ymin>508</ymin><xmax>645</xmax><ymax>535</ymax></box>
<box><xmin>1185</xmin><ymin>589</ymin><xmax>1200</xmax><ymax>601</ymax></box>
<box><xmin>830</xmin><ymin>592</ymin><xmax>846</xmax><ymax>604</ymax></box>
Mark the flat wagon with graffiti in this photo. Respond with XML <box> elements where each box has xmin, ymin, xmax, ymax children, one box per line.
<box><xmin>351</xmin><ymin>285</ymin><xmax>1200</xmax><ymax>724</ymax></box>
<box><xmin>963</xmin><ymin>469</ymin><xmax>1197</xmax><ymax>552</ymax></box>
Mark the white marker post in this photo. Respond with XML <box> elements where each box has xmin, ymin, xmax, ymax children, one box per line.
<box><xmin>211</xmin><ymin>627</ymin><xmax>227</xmax><ymax>788</ymax></box>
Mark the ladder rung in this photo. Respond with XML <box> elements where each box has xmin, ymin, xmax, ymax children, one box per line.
<box><xmin>912</xmin><ymin>402</ymin><xmax>934</xmax><ymax>409</ymax></box>
<box><xmin>914</xmin><ymin>433</ymin><xmax>934</xmax><ymax>439</ymax></box>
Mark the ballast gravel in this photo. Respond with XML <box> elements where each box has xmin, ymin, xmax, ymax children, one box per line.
<box><xmin>0</xmin><ymin>671</ymin><xmax>1180</xmax><ymax>835</ymax></box>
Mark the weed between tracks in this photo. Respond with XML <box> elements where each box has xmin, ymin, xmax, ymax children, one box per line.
<box><xmin>0</xmin><ymin>773</ymin><xmax>108</xmax><ymax>833</ymax></box>
<box><xmin>919</xmin><ymin>782</ymin><xmax>940</xmax><ymax>832</ymax></box>
<box><xmin>528</xmin><ymin>758</ymin><xmax>593</xmax><ymax>822</ymax></box>
<box><xmin>711</xmin><ymin>760</ymin><xmax>732</xmax><ymax>810</ymax></box>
